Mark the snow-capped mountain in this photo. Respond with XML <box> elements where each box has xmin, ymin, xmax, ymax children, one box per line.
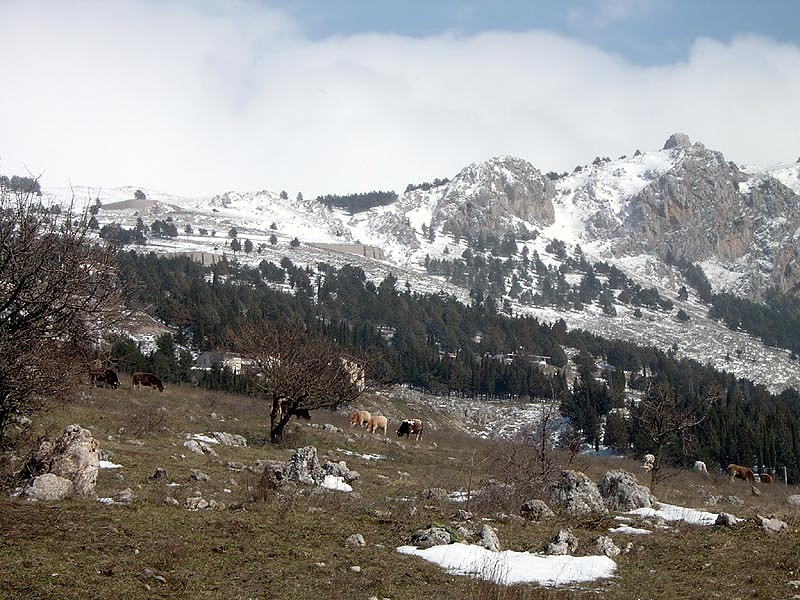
<box><xmin>42</xmin><ymin>134</ymin><xmax>800</xmax><ymax>392</ymax></box>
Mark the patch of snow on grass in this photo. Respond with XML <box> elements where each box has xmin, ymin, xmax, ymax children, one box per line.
<box><xmin>99</xmin><ymin>460</ymin><xmax>123</xmax><ymax>469</ymax></box>
<box><xmin>321</xmin><ymin>475</ymin><xmax>352</xmax><ymax>492</ymax></box>
<box><xmin>629</xmin><ymin>502</ymin><xmax>719</xmax><ymax>526</ymax></box>
<box><xmin>396</xmin><ymin>543</ymin><xmax>616</xmax><ymax>586</ymax></box>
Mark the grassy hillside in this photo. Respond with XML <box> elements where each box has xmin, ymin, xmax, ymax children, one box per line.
<box><xmin>1</xmin><ymin>384</ymin><xmax>799</xmax><ymax>599</ymax></box>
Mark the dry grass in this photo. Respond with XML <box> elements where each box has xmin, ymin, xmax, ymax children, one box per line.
<box><xmin>1</xmin><ymin>384</ymin><xmax>799</xmax><ymax>599</ymax></box>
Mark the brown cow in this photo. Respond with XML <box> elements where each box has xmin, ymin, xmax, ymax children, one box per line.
<box><xmin>760</xmin><ymin>473</ymin><xmax>775</xmax><ymax>484</ymax></box>
<box><xmin>396</xmin><ymin>419</ymin><xmax>423</xmax><ymax>441</ymax></box>
<box><xmin>728</xmin><ymin>463</ymin><xmax>755</xmax><ymax>483</ymax></box>
<box><xmin>132</xmin><ymin>372</ymin><xmax>164</xmax><ymax>392</ymax></box>
<box><xmin>367</xmin><ymin>415</ymin><xmax>388</xmax><ymax>435</ymax></box>
<box><xmin>350</xmin><ymin>410</ymin><xmax>371</xmax><ymax>428</ymax></box>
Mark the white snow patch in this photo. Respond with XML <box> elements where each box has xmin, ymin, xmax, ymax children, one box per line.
<box><xmin>396</xmin><ymin>543</ymin><xmax>616</xmax><ymax>586</ymax></box>
<box><xmin>99</xmin><ymin>460</ymin><xmax>123</xmax><ymax>469</ymax></box>
<box><xmin>628</xmin><ymin>502</ymin><xmax>721</xmax><ymax>526</ymax></box>
<box><xmin>608</xmin><ymin>525</ymin><xmax>651</xmax><ymax>535</ymax></box>
<box><xmin>320</xmin><ymin>475</ymin><xmax>352</xmax><ymax>492</ymax></box>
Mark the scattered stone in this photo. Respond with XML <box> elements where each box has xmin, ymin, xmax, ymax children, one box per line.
<box><xmin>142</xmin><ymin>568</ymin><xmax>166</xmax><ymax>585</ymax></box>
<box><xmin>211</xmin><ymin>432</ymin><xmax>247</xmax><ymax>447</ymax></box>
<box><xmin>757</xmin><ymin>515</ymin><xmax>788</xmax><ymax>533</ymax></box>
<box><xmin>183</xmin><ymin>439</ymin><xmax>217</xmax><ymax>457</ymax></box>
<box><xmin>520</xmin><ymin>499</ymin><xmax>554</xmax><ymax>521</ymax></box>
<box><xmin>322</xmin><ymin>424</ymin><xmax>343</xmax><ymax>434</ymax></box>
<box><xmin>191</xmin><ymin>469</ymin><xmax>210</xmax><ymax>482</ymax></box>
<box><xmin>549</xmin><ymin>470</ymin><xmax>607</xmax><ymax>517</ymax></box>
<box><xmin>545</xmin><ymin>529</ymin><xmax>578</xmax><ymax>556</ymax></box>
<box><xmin>150</xmin><ymin>467</ymin><xmax>168</xmax><ymax>480</ymax></box>
<box><xmin>350</xmin><ymin>565</ymin><xmax>361</xmax><ymax>573</ymax></box>
<box><xmin>715</xmin><ymin>513</ymin><xmax>738</xmax><ymax>527</ymax></box>
<box><xmin>163</xmin><ymin>497</ymin><xmax>179</xmax><ymax>506</ymax></box>
<box><xmin>23</xmin><ymin>473</ymin><xmax>74</xmax><ymax>501</ymax></box>
<box><xmin>226</xmin><ymin>462</ymin><xmax>246</xmax><ymax>472</ymax></box>
<box><xmin>495</xmin><ymin>512</ymin><xmax>526</xmax><ymax>525</ymax></box>
<box><xmin>787</xmin><ymin>495</ymin><xmax>800</xmax><ymax>508</ymax></box>
<box><xmin>420</xmin><ymin>488</ymin><xmax>449</xmax><ymax>502</ymax></box>
<box><xmin>185</xmin><ymin>496</ymin><xmax>210</xmax><ymax>511</ymax></box>
<box><xmin>115</xmin><ymin>488</ymin><xmax>136</xmax><ymax>503</ymax></box>
<box><xmin>479</xmin><ymin>524</ymin><xmax>500</xmax><ymax>552</ymax></box>
<box><xmin>592</xmin><ymin>535</ymin><xmax>620</xmax><ymax>558</ymax></box>
<box><xmin>751</xmin><ymin>485</ymin><xmax>762</xmax><ymax>496</ymax></box>
<box><xmin>410</xmin><ymin>527</ymin><xmax>451</xmax><ymax>549</ymax></box>
<box><xmin>451</xmin><ymin>509</ymin><xmax>473</xmax><ymax>522</ymax></box>
<box><xmin>323</xmin><ymin>460</ymin><xmax>359</xmax><ymax>483</ymax></box>
<box><xmin>600</xmin><ymin>470</ymin><xmax>656</xmax><ymax>511</ymax></box>
<box><xmin>346</xmin><ymin>534</ymin><xmax>366</xmax><ymax>548</ymax></box>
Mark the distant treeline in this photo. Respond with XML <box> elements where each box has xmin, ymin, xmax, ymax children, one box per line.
<box><xmin>317</xmin><ymin>190</ymin><xmax>398</xmax><ymax>214</ymax></box>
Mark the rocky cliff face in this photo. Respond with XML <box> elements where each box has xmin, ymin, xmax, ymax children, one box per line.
<box><xmin>621</xmin><ymin>134</ymin><xmax>800</xmax><ymax>298</ymax></box>
<box><xmin>432</xmin><ymin>156</ymin><xmax>555</xmax><ymax>238</ymax></box>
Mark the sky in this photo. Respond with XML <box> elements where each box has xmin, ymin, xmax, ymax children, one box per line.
<box><xmin>1</xmin><ymin>0</ymin><xmax>799</xmax><ymax>199</ymax></box>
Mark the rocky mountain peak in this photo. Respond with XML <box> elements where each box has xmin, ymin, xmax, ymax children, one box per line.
<box><xmin>662</xmin><ymin>132</ymin><xmax>692</xmax><ymax>150</ymax></box>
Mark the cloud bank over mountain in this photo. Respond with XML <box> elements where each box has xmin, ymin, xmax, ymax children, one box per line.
<box><xmin>2</xmin><ymin>0</ymin><xmax>798</xmax><ymax>198</ymax></box>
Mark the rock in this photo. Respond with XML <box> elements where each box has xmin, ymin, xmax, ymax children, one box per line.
<box><xmin>211</xmin><ymin>432</ymin><xmax>247</xmax><ymax>447</ymax></box>
<box><xmin>599</xmin><ymin>470</ymin><xmax>656</xmax><ymax>511</ymax></box>
<box><xmin>116</xmin><ymin>488</ymin><xmax>136</xmax><ymax>503</ymax></box>
<box><xmin>191</xmin><ymin>469</ymin><xmax>210</xmax><ymax>482</ymax></box>
<box><xmin>410</xmin><ymin>527</ymin><xmax>451</xmax><ymax>548</ymax></box>
<box><xmin>663</xmin><ymin>133</ymin><xmax>691</xmax><ymax>150</ymax></box>
<box><xmin>149</xmin><ymin>467</ymin><xmax>168</xmax><ymax>480</ymax></box>
<box><xmin>226</xmin><ymin>462</ymin><xmax>246</xmax><ymax>472</ymax></box>
<box><xmin>322</xmin><ymin>424</ymin><xmax>343</xmax><ymax>434</ymax></box>
<box><xmin>757</xmin><ymin>515</ymin><xmax>788</xmax><ymax>533</ymax></box>
<box><xmin>420</xmin><ymin>487</ymin><xmax>449</xmax><ymax>502</ymax></box>
<box><xmin>787</xmin><ymin>494</ymin><xmax>800</xmax><ymax>508</ymax></box>
<box><xmin>751</xmin><ymin>485</ymin><xmax>762</xmax><ymax>496</ymax></box>
<box><xmin>479</xmin><ymin>524</ymin><xmax>500</xmax><ymax>552</ymax></box>
<box><xmin>715</xmin><ymin>513</ymin><xmax>738</xmax><ymax>527</ymax></box>
<box><xmin>185</xmin><ymin>496</ymin><xmax>210</xmax><ymax>511</ymax></box>
<box><xmin>28</xmin><ymin>424</ymin><xmax>100</xmax><ymax>497</ymax></box>
<box><xmin>183</xmin><ymin>439</ymin><xmax>217</xmax><ymax>457</ymax></box>
<box><xmin>23</xmin><ymin>473</ymin><xmax>74</xmax><ymax>501</ymax></box>
<box><xmin>323</xmin><ymin>460</ymin><xmax>358</xmax><ymax>483</ymax></box>
<box><xmin>286</xmin><ymin>446</ymin><xmax>324</xmax><ymax>485</ymax></box>
<box><xmin>163</xmin><ymin>497</ymin><xmax>179</xmax><ymax>506</ymax></box>
<box><xmin>592</xmin><ymin>535</ymin><xmax>620</xmax><ymax>558</ymax></box>
<box><xmin>451</xmin><ymin>509</ymin><xmax>473</xmax><ymax>522</ymax></box>
<box><xmin>495</xmin><ymin>512</ymin><xmax>526</xmax><ymax>526</ymax></box>
<box><xmin>350</xmin><ymin>565</ymin><xmax>361</xmax><ymax>573</ymax></box>
<box><xmin>549</xmin><ymin>470</ymin><xmax>607</xmax><ymax>517</ymax></box>
<box><xmin>545</xmin><ymin>529</ymin><xmax>578</xmax><ymax>556</ymax></box>
<box><xmin>346</xmin><ymin>534</ymin><xmax>366</xmax><ymax>548</ymax></box>
<box><xmin>520</xmin><ymin>499</ymin><xmax>554</xmax><ymax>521</ymax></box>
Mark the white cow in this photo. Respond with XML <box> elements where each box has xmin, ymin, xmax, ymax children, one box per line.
<box><xmin>693</xmin><ymin>460</ymin><xmax>708</xmax><ymax>476</ymax></box>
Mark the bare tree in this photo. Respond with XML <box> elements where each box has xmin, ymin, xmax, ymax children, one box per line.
<box><xmin>235</xmin><ymin>320</ymin><xmax>367</xmax><ymax>442</ymax></box>
<box><xmin>632</xmin><ymin>381</ymin><xmax>720</xmax><ymax>489</ymax></box>
<box><xmin>0</xmin><ymin>181</ymin><xmax>124</xmax><ymax>445</ymax></box>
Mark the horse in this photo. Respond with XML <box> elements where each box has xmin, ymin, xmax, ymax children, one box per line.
<box><xmin>728</xmin><ymin>463</ymin><xmax>755</xmax><ymax>483</ymax></box>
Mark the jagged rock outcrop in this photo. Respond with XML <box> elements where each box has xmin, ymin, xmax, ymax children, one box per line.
<box><xmin>599</xmin><ymin>470</ymin><xmax>656</xmax><ymax>511</ymax></box>
<box><xmin>431</xmin><ymin>156</ymin><xmax>555</xmax><ymax>238</ymax></box>
<box><xmin>548</xmin><ymin>470</ymin><xmax>607</xmax><ymax>517</ymax></box>
<box><xmin>24</xmin><ymin>424</ymin><xmax>100</xmax><ymax>498</ymax></box>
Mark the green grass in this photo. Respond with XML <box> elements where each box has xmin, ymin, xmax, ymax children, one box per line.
<box><xmin>1</xmin><ymin>385</ymin><xmax>799</xmax><ymax>599</ymax></box>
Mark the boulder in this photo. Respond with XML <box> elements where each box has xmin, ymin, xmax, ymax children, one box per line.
<box><xmin>757</xmin><ymin>515</ymin><xmax>788</xmax><ymax>533</ymax></box>
<box><xmin>545</xmin><ymin>529</ymin><xmax>578</xmax><ymax>556</ymax></box>
<box><xmin>599</xmin><ymin>470</ymin><xmax>656</xmax><ymax>511</ymax></box>
<box><xmin>346</xmin><ymin>533</ymin><xmax>366</xmax><ymax>548</ymax></box>
<box><xmin>211</xmin><ymin>432</ymin><xmax>247</xmax><ymax>447</ymax></box>
<box><xmin>549</xmin><ymin>470</ymin><xmax>607</xmax><ymax>517</ymax></box>
<box><xmin>520</xmin><ymin>499</ymin><xmax>554</xmax><ymax>521</ymax></box>
<box><xmin>27</xmin><ymin>424</ymin><xmax>100</xmax><ymax>497</ymax></box>
<box><xmin>479</xmin><ymin>524</ymin><xmax>500</xmax><ymax>552</ymax></box>
<box><xmin>592</xmin><ymin>535</ymin><xmax>620</xmax><ymax>558</ymax></box>
<box><xmin>663</xmin><ymin>133</ymin><xmax>691</xmax><ymax>150</ymax></box>
<box><xmin>410</xmin><ymin>527</ymin><xmax>451</xmax><ymax>549</ymax></box>
<box><xmin>23</xmin><ymin>473</ymin><xmax>74</xmax><ymax>501</ymax></box>
<box><xmin>286</xmin><ymin>446</ymin><xmax>324</xmax><ymax>485</ymax></box>
<box><xmin>183</xmin><ymin>439</ymin><xmax>218</xmax><ymax>457</ymax></box>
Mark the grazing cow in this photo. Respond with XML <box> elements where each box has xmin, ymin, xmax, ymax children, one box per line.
<box><xmin>641</xmin><ymin>454</ymin><xmax>655</xmax><ymax>471</ymax></box>
<box><xmin>396</xmin><ymin>419</ymin><xmax>423</xmax><ymax>441</ymax></box>
<box><xmin>367</xmin><ymin>415</ymin><xmax>388</xmax><ymax>435</ymax></box>
<box><xmin>760</xmin><ymin>473</ymin><xmax>775</xmax><ymax>484</ymax></box>
<box><xmin>728</xmin><ymin>463</ymin><xmax>755</xmax><ymax>483</ymax></box>
<box><xmin>132</xmin><ymin>372</ymin><xmax>164</xmax><ymax>392</ymax></box>
<box><xmin>277</xmin><ymin>399</ymin><xmax>311</xmax><ymax>420</ymax></box>
<box><xmin>350</xmin><ymin>410</ymin><xmax>372</xmax><ymax>428</ymax></box>
<box><xmin>90</xmin><ymin>367</ymin><xmax>120</xmax><ymax>389</ymax></box>
<box><xmin>693</xmin><ymin>460</ymin><xmax>708</xmax><ymax>476</ymax></box>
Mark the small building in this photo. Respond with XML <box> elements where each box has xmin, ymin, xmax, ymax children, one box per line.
<box><xmin>195</xmin><ymin>350</ymin><xmax>252</xmax><ymax>374</ymax></box>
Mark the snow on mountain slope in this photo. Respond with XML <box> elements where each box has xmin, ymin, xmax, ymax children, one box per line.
<box><xmin>37</xmin><ymin>135</ymin><xmax>800</xmax><ymax>393</ymax></box>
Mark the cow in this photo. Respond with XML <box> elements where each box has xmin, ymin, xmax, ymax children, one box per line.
<box><xmin>693</xmin><ymin>460</ymin><xmax>708</xmax><ymax>476</ymax></box>
<box><xmin>642</xmin><ymin>454</ymin><xmax>655</xmax><ymax>471</ymax></box>
<box><xmin>760</xmin><ymin>473</ymin><xmax>775</xmax><ymax>484</ymax></box>
<box><xmin>132</xmin><ymin>372</ymin><xmax>164</xmax><ymax>392</ymax></box>
<box><xmin>349</xmin><ymin>410</ymin><xmax>371</xmax><ymax>428</ymax></box>
<box><xmin>90</xmin><ymin>367</ymin><xmax>120</xmax><ymax>389</ymax></box>
<box><xmin>396</xmin><ymin>419</ymin><xmax>423</xmax><ymax>441</ymax></box>
<box><xmin>367</xmin><ymin>415</ymin><xmax>388</xmax><ymax>435</ymax></box>
<box><xmin>276</xmin><ymin>399</ymin><xmax>311</xmax><ymax>420</ymax></box>
<box><xmin>728</xmin><ymin>463</ymin><xmax>755</xmax><ymax>483</ymax></box>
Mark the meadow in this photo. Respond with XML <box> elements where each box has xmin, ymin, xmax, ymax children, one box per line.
<box><xmin>1</xmin><ymin>383</ymin><xmax>798</xmax><ymax>600</ymax></box>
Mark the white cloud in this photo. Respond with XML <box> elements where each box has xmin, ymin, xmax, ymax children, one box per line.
<box><xmin>1</xmin><ymin>1</ymin><xmax>798</xmax><ymax>198</ymax></box>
